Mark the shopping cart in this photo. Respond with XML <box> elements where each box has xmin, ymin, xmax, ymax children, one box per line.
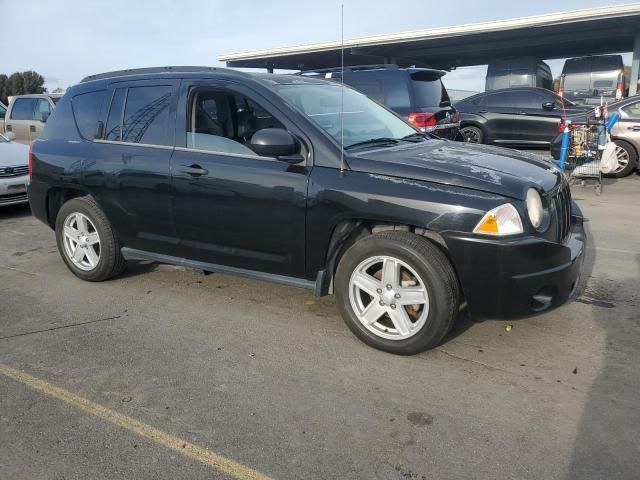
<box><xmin>561</xmin><ymin>123</ymin><xmax>603</xmax><ymax>195</ymax></box>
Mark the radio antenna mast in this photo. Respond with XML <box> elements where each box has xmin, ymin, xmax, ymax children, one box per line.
<box><xmin>339</xmin><ymin>3</ymin><xmax>345</xmax><ymax>174</ymax></box>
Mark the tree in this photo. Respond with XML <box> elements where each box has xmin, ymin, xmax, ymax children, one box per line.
<box><xmin>21</xmin><ymin>71</ymin><xmax>45</xmax><ymax>95</ymax></box>
<box><xmin>0</xmin><ymin>74</ymin><xmax>8</xmax><ymax>104</ymax></box>
<box><xmin>0</xmin><ymin>71</ymin><xmax>47</xmax><ymax>104</ymax></box>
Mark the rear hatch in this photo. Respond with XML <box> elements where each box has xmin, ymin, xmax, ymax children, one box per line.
<box><xmin>407</xmin><ymin>70</ymin><xmax>460</xmax><ymax>140</ymax></box>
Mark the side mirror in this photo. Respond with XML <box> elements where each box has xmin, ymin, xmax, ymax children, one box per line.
<box><xmin>542</xmin><ymin>102</ymin><xmax>555</xmax><ymax>111</ymax></box>
<box><xmin>3</xmin><ymin>131</ymin><xmax>16</xmax><ymax>141</ymax></box>
<box><xmin>250</xmin><ymin>128</ymin><xmax>303</xmax><ymax>163</ymax></box>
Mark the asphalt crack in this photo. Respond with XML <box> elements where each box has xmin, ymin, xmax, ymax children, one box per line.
<box><xmin>0</xmin><ymin>315</ymin><xmax>124</xmax><ymax>340</ymax></box>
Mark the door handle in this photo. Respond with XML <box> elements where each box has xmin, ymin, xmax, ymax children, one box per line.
<box><xmin>478</xmin><ymin>110</ymin><xmax>488</xmax><ymax>114</ymax></box>
<box><xmin>520</xmin><ymin>112</ymin><xmax>527</xmax><ymax>115</ymax></box>
<box><xmin>30</xmin><ymin>125</ymin><xmax>36</xmax><ymax>132</ymax></box>
<box><xmin>179</xmin><ymin>164</ymin><xmax>208</xmax><ymax>177</ymax></box>
<box><xmin>629</xmin><ymin>126</ymin><xmax>640</xmax><ymax>132</ymax></box>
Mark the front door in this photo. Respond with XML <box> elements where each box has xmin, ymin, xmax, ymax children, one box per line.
<box><xmin>170</xmin><ymin>80</ymin><xmax>310</xmax><ymax>277</ymax></box>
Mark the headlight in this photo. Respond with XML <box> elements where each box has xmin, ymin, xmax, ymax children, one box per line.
<box><xmin>526</xmin><ymin>188</ymin><xmax>544</xmax><ymax>229</ymax></box>
<box><xmin>473</xmin><ymin>203</ymin><xmax>523</xmax><ymax>236</ymax></box>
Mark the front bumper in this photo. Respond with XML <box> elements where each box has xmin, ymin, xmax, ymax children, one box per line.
<box><xmin>0</xmin><ymin>175</ymin><xmax>29</xmax><ymax>207</ymax></box>
<box><xmin>442</xmin><ymin>213</ymin><xmax>585</xmax><ymax>319</ymax></box>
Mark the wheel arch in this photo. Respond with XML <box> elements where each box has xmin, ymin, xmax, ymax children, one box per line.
<box><xmin>46</xmin><ymin>186</ymin><xmax>92</xmax><ymax>228</ymax></box>
<box><xmin>318</xmin><ymin>220</ymin><xmax>455</xmax><ymax>296</ymax></box>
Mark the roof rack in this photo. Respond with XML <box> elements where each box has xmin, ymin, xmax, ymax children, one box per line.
<box><xmin>299</xmin><ymin>64</ymin><xmax>400</xmax><ymax>75</ymax></box>
<box><xmin>80</xmin><ymin>66</ymin><xmax>243</xmax><ymax>83</ymax></box>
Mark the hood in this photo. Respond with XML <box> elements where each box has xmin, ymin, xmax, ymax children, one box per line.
<box><xmin>0</xmin><ymin>141</ymin><xmax>30</xmax><ymax>167</ymax></box>
<box><xmin>347</xmin><ymin>140</ymin><xmax>561</xmax><ymax>200</ymax></box>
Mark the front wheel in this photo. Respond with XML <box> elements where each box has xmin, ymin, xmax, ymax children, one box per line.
<box><xmin>335</xmin><ymin>231</ymin><xmax>460</xmax><ymax>355</ymax></box>
<box><xmin>55</xmin><ymin>196</ymin><xmax>126</xmax><ymax>282</ymax></box>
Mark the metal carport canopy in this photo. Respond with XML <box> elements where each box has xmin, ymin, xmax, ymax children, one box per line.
<box><xmin>218</xmin><ymin>4</ymin><xmax>640</xmax><ymax>72</ymax></box>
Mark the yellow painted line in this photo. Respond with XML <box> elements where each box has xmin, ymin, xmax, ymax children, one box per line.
<box><xmin>0</xmin><ymin>363</ymin><xmax>272</xmax><ymax>480</ymax></box>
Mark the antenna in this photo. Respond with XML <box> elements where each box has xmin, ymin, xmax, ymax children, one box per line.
<box><xmin>339</xmin><ymin>3</ymin><xmax>345</xmax><ymax>174</ymax></box>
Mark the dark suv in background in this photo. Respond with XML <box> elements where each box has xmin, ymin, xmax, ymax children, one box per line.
<box><xmin>455</xmin><ymin>87</ymin><xmax>591</xmax><ymax>147</ymax></box>
<box><xmin>301</xmin><ymin>64</ymin><xmax>461</xmax><ymax>140</ymax></box>
<box><xmin>28</xmin><ymin>66</ymin><xmax>584</xmax><ymax>355</ymax></box>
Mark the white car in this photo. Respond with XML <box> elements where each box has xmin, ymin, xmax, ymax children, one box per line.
<box><xmin>0</xmin><ymin>131</ymin><xmax>30</xmax><ymax>207</ymax></box>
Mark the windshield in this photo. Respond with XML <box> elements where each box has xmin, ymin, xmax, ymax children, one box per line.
<box><xmin>276</xmin><ymin>84</ymin><xmax>417</xmax><ymax>149</ymax></box>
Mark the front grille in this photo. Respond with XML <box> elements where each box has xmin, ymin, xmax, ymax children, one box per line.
<box><xmin>0</xmin><ymin>165</ymin><xmax>28</xmax><ymax>177</ymax></box>
<box><xmin>0</xmin><ymin>192</ymin><xmax>28</xmax><ymax>205</ymax></box>
<box><xmin>551</xmin><ymin>182</ymin><xmax>572</xmax><ymax>243</ymax></box>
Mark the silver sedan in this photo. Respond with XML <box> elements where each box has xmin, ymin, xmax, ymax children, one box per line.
<box><xmin>0</xmin><ymin>132</ymin><xmax>30</xmax><ymax>207</ymax></box>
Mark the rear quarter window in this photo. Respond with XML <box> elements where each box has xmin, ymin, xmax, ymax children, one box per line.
<box><xmin>71</xmin><ymin>90</ymin><xmax>107</xmax><ymax>140</ymax></box>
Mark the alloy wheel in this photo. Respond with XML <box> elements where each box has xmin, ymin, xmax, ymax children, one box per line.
<box><xmin>348</xmin><ymin>256</ymin><xmax>430</xmax><ymax>340</ymax></box>
<box><xmin>614</xmin><ymin>145</ymin><xmax>630</xmax><ymax>174</ymax></box>
<box><xmin>62</xmin><ymin>212</ymin><xmax>101</xmax><ymax>271</ymax></box>
<box><xmin>461</xmin><ymin>128</ymin><xmax>481</xmax><ymax>143</ymax></box>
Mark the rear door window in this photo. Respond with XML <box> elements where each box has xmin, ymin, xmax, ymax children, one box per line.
<box><xmin>72</xmin><ymin>90</ymin><xmax>107</xmax><ymax>140</ymax></box>
<box><xmin>345</xmin><ymin>78</ymin><xmax>384</xmax><ymax>104</ymax></box>
<box><xmin>10</xmin><ymin>98</ymin><xmax>37</xmax><ymax>120</ymax></box>
<box><xmin>122</xmin><ymin>86</ymin><xmax>173</xmax><ymax>145</ymax></box>
<box><xmin>105</xmin><ymin>88</ymin><xmax>126</xmax><ymax>141</ymax></box>
<box><xmin>480</xmin><ymin>92</ymin><xmax>512</xmax><ymax>108</ymax></box>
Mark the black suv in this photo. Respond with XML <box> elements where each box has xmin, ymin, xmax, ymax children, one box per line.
<box><xmin>301</xmin><ymin>64</ymin><xmax>460</xmax><ymax>140</ymax></box>
<box><xmin>456</xmin><ymin>87</ymin><xmax>590</xmax><ymax>147</ymax></box>
<box><xmin>28</xmin><ymin>67</ymin><xmax>585</xmax><ymax>355</ymax></box>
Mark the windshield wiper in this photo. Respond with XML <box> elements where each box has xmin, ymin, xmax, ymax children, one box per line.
<box><xmin>345</xmin><ymin>137</ymin><xmax>400</xmax><ymax>151</ymax></box>
<box><xmin>400</xmin><ymin>132</ymin><xmax>429</xmax><ymax>142</ymax></box>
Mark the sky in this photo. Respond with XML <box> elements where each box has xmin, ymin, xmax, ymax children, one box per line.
<box><xmin>1</xmin><ymin>0</ymin><xmax>635</xmax><ymax>92</ymax></box>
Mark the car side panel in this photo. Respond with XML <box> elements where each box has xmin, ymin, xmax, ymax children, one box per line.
<box><xmin>305</xmin><ymin>166</ymin><xmax>504</xmax><ymax>280</ymax></box>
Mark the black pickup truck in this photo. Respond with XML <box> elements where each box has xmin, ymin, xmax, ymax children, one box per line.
<box><xmin>28</xmin><ymin>67</ymin><xmax>585</xmax><ymax>354</ymax></box>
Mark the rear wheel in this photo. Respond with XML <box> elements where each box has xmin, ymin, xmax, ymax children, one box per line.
<box><xmin>335</xmin><ymin>231</ymin><xmax>459</xmax><ymax>355</ymax></box>
<box><xmin>606</xmin><ymin>140</ymin><xmax>638</xmax><ymax>178</ymax></box>
<box><xmin>460</xmin><ymin>125</ymin><xmax>483</xmax><ymax>144</ymax></box>
<box><xmin>55</xmin><ymin>197</ymin><xmax>126</xmax><ymax>282</ymax></box>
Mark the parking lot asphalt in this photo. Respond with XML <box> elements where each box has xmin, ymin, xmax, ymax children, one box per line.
<box><xmin>1</xmin><ymin>174</ymin><xmax>639</xmax><ymax>480</ymax></box>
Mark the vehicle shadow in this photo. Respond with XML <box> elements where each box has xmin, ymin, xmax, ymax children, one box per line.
<box><xmin>0</xmin><ymin>204</ymin><xmax>32</xmax><ymax>220</ymax></box>
<box><xmin>566</xmin><ymin>221</ymin><xmax>640</xmax><ymax>478</ymax></box>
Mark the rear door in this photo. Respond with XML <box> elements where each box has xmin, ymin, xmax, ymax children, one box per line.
<box><xmin>86</xmin><ymin>79</ymin><xmax>180</xmax><ymax>255</ymax></box>
<box><xmin>5</xmin><ymin>98</ymin><xmax>36</xmax><ymax>143</ymax></box>
<box><xmin>476</xmin><ymin>91</ymin><xmax>521</xmax><ymax>144</ymax></box>
<box><xmin>614</xmin><ymin>99</ymin><xmax>640</xmax><ymax>150</ymax></box>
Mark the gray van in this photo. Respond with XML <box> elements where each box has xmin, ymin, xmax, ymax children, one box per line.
<box><xmin>485</xmin><ymin>57</ymin><xmax>553</xmax><ymax>91</ymax></box>
<box><xmin>560</xmin><ymin>55</ymin><xmax>625</xmax><ymax>104</ymax></box>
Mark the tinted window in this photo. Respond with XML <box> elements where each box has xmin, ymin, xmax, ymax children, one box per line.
<box><xmin>345</xmin><ymin>78</ymin><xmax>384</xmax><ymax>104</ymax></box>
<box><xmin>510</xmin><ymin>91</ymin><xmax>541</xmax><ymax>109</ymax></box>
<box><xmin>72</xmin><ymin>90</ymin><xmax>107</xmax><ymax>140</ymax></box>
<box><xmin>10</xmin><ymin>98</ymin><xmax>36</xmax><ymax>120</ymax></box>
<box><xmin>481</xmin><ymin>92</ymin><xmax>512</xmax><ymax>108</ymax></box>
<box><xmin>411</xmin><ymin>71</ymin><xmax>449</xmax><ymax>108</ymax></box>
<box><xmin>122</xmin><ymin>86</ymin><xmax>172</xmax><ymax>145</ymax></box>
<box><xmin>105</xmin><ymin>88</ymin><xmax>126</xmax><ymax>141</ymax></box>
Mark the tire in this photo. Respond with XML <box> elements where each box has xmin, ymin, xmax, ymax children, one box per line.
<box><xmin>55</xmin><ymin>196</ymin><xmax>126</xmax><ymax>282</ymax></box>
<box><xmin>335</xmin><ymin>231</ymin><xmax>460</xmax><ymax>355</ymax></box>
<box><xmin>460</xmin><ymin>125</ymin><xmax>483</xmax><ymax>144</ymax></box>
<box><xmin>606</xmin><ymin>140</ymin><xmax>638</xmax><ymax>178</ymax></box>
